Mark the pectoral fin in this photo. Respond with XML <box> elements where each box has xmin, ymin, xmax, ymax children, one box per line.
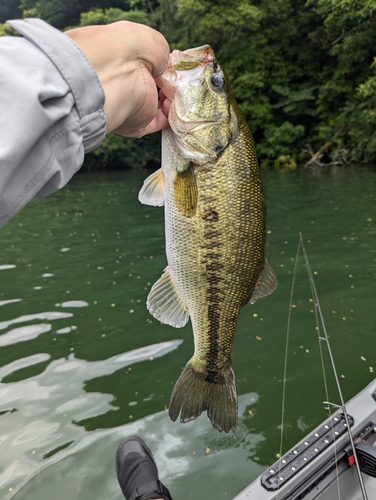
<box><xmin>147</xmin><ymin>266</ymin><xmax>189</xmax><ymax>327</ymax></box>
<box><xmin>138</xmin><ymin>168</ymin><xmax>165</xmax><ymax>206</ymax></box>
<box><xmin>249</xmin><ymin>258</ymin><xmax>277</xmax><ymax>304</ymax></box>
<box><xmin>173</xmin><ymin>166</ymin><xmax>198</xmax><ymax>217</ymax></box>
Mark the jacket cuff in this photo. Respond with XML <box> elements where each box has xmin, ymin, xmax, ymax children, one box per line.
<box><xmin>7</xmin><ymin>18</ymin><xmax>106</xmax><ymax>152</ymax></box>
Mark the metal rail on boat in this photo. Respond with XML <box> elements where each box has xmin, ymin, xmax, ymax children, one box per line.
<box><xmin>261</xmin><ymin>413</ymin><xmax>354</xmax><ymax>491</ymax></box>
<box><xmin>233</xmin><ymin>379</ymin><xmax>376</xmax><ymax>499</ymax></box>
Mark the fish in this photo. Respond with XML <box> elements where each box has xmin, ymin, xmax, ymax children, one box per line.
<box><xmin>138</xmin><ymin>45</ymin><xmax>277</xmax><ymax>433</ymax></box>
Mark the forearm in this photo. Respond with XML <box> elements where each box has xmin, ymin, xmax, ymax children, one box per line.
<box><xmin>0</xmin><ymin>18</ymin><xmax>170</xmax><ymax>227</ymax></box>
<box><xmin>0</xmin><ymin>19</ymin><xmax>106</xmax><ymax>227</ymax></box>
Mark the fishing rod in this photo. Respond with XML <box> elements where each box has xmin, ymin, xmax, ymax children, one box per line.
<box><xmin>299</xmin><ymin>232</ymin><xmax>368</xmax><ymax>500</ymax></box>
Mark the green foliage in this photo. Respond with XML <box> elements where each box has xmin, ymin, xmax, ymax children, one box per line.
<box><xmin>83</xmin><ymin>133</ymin><xmax>161</xmax><ymax>171</ymax></box>
<box><xmin>345</xmin><ymin>58</ymin><xmax>376</xmax><ymax>162</ymax></box>
<box><xmin>157</xmin><ymin>0</ymin><xmax>376</xmax><ymax>166</ymax></box>
<box><xmin>309</xmin><ymin>0</ymin><xmax>376</xmax><ymax>161</ymax></box>
<box><xmin>78</xmin><ymin>7</ymin><xmax>150</xmax><ymax>26</ymax></box>
<box><xmin>18</xmin><ymin>0</ymin><xmax>132</xmax><ymax>28</ymax></box>
<box><xmin>20</xmin><ymin>0</ymin><xmax>84</xmax><ymax>28</ymax></box>
<box><xmin>156</xmin><ymin>0</ymin><xmax>325</xmax><ymax>164</ymax></box>
<box><xmin>257</xmin><ymin>121</ymin><xmax>306</xmax><ymax>167</ymax></box>
<box><xmin>0</xmin><ymin>22</ymin><xmax>18</xmax><ymax>35</ymax></box>
<box><xmin>1</xmin><ymin>0</ymin><xmax>375</xmax><ymax>167</ymax></box>
<box><xmin>272</xmin><ymin>86</ymin><xmax>319</xmax><ymax>118</ymax></box>
<box><xmin>0</xmin><ymin>0</ymin><xmax>22</xmax><ymax>23</ymax></box>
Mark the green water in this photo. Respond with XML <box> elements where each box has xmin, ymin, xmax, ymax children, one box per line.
<box><xmin>0</xmin><ymin>166</ymin><xmax>375</xmax><ymax>499</ymax></box>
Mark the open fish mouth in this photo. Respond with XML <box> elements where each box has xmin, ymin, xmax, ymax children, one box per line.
<box><xmin>170</xmin><ymin>45</ymin><xmax>215</xmax><ymax>70</ymax></box>
<box><xmin>156</xmin><ymin>45</ymin><xmax>216</xmax><ymax>100</ymax></box>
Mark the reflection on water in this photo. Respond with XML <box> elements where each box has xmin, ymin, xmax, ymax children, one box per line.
<box><xmin>0</xmin><ymin>311</ymin><xmax>73</xmax><ymax>330</ymax></box>
<box><xmin>0</xmin><ymin>340</ymin><xmax>183</xmax><ymax>496</ymax></box>
<box><xmin>0</xmin><ymin>167</ymin><xmax>375</xmax><ymax>499</ymax></box>
<box><xmin>0</xmin><ymin>311</ymin><xmax>73</xmax><ymax>348</ymax></box>
<box><xmin>3</xmin><ymin>392</ymin><xmax>265</xmax><ymax>500</ymax></box>
<box><xmin>55</xmin><ymin>301</ymin><xmax>89</xmax><ymax>308</ymax></box>
<box><xmin>0</xmin><ymin>339</ymin><xmax>260</xmax><ymax>500</ymax></box>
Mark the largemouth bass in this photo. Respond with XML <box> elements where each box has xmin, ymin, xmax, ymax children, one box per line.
<box><xmin>139</xmin><ymin>45</ymin><xmax>277</xmax><ymax>433</ymax></box>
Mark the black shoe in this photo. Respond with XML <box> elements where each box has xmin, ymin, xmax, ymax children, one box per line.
<box><xmin>116</xmin><ymin>436</ymin><xmax>173</xmax><ymax>500</ymax></box>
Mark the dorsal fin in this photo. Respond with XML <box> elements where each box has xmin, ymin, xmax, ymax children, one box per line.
<box><xmin>249</xmin><ymin>258</ymin><xmax>277</xmax><ymax>304</ymax></box>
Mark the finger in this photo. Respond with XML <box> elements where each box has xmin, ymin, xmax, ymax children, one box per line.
<box><xmin>116</xmin><ymin>21</ymin><xmax>170</xmax><ymax>78</ymax></box>
<box><xmin>135</xmin><ymin>96</ymin><xmax>172</xmax><ymax>137</ymax></box>
<box><xmin>147</xmin><ymin>30</ymin><xmax>170</xmax><ymax>78</ymax></box>
<box><xmin>161</xmin><ymin>97</ymin><xmax>172</xmax><ymax>117</ymax></box>
<box><xmin>129</xmin><ymin>107</ymin><xmax>170</xmax><ymax>138</ymax></box>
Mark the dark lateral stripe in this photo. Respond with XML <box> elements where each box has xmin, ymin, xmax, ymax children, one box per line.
<box><xmin>203</xmin><ymin>217</ymin><xmax>223</xmax><ymax>377</ymax></box>
<box><xmin>203</xmin><ymin>240</ymin><xmax>221</xmax><ymax>250</ymax></box>
<box><xmin>205</xmin><ymin>261</ymin><xmax>224</xmax><ymax>272</ymax></box>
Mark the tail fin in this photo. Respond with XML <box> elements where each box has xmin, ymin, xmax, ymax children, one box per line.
<box><xmin>168</xmin><ymin>362</ymin><xmax>238</xmax><ymax>433</ymax></box>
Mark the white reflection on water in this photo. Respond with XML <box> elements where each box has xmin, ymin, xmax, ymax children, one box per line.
<box><xmin>2</xmin><ymin>381</ymin><xmax>264</xmax><ymax>500</ymax></box>
<box><xmin>0</xmin><ymin>299</ymin><xmax>21</xmax><ymax>307</ymax></box>
<box><xmin>54</xmin><ymin>301</ymin><xmax>89</xmax><ymax>308</ymax></box>
<box><xmin>56</xmin><ymin>325</ymin><xmax>77</xmax><ymax>334</ymax></box>
<box><xmin>0</xmin><ymin>354</ymin><xmax>51</xmax><ymax>381</ymax></box>
<box><xmin>0</xmin><ymin>324</ymin><xmax>52</xmax><ymax>347</ymax></box>
<box><xmin>0</xmin><ymin>340</ymin><xmax>187</xmax><ymax>498</ymax></box>
<box><xmin>5</xmin><ymin>394</ymin><xmax>265</xmax><ymax>500</ymax></box>
<box><xmin>0</xmin><ymin>311</ymin><xmax>73</xmax><ymax>331</ymax></box>
<box><xmin>114</xmin><ymin>340</ymin><xmax>183</xmax><ymax>364</ymax></box>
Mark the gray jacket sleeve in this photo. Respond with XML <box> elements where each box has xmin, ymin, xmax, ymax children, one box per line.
<box><xmin>0</xmin><ymin>18</ymin><xmax>106</xmax><ymax>227</ymax></box>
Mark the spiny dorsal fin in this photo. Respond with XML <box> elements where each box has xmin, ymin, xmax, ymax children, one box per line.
<box><xmin>173</xmin><ymin>166</ymin><xmax>198</xmax><ymax>217</ymax></box>
<box><xmin>138</xmin><ymin>168</ymin><xmax>165</xmax><ymax>206</ymax></box>
<box><xmin>249</xmin><ymin>258</ymin><xmax>277</xmax><ymax>304</ymax></box>
<box><xmin>147</xmin><ymin>266</ymin><xmax>189</xmax><ymax>327</ymax></box>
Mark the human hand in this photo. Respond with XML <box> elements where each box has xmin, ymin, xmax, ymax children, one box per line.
<box><xmin>65</xmin><ymin>21</ymin><xmax>171</xmax><ymax>138</ymax></box>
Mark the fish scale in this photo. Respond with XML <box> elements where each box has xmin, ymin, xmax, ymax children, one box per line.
<box><xmin>139</xmin><ymin>45</ymin><xmax>277</xmax><ymax>432</ymax></box>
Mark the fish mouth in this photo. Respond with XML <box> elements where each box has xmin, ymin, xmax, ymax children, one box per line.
<box><xmin>170</xmin><ymin>45</ymin><xmax>215</xmax><ymax>70</ymax></box>
<box><xmin>156</xmin><ymin>45</ymin><xmax>216</xmax><ymax>100</ymax></box>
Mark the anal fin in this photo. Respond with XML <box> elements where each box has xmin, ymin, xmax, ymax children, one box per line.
<box><xmin>249</xmin><ymin>257</ymin><xmax>277</xmax><ymax>304</ymax></box>
<box><xmin>147</xmin><ymin>266</ymin><xmax>189</xmax><ymax>328</ymax></box>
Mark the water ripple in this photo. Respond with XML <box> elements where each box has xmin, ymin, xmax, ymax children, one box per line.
<box><xmin>114</xmin><ymin>339</ymin><xmax>183</xmax><ymax>364</ymax></box>
<box><xmin>0</xmin><ymin>354</ymin><xmax>51</xmax><ymax>380</ymax></box>
<box><xmin>0</xmin><ymin>311</ymin><xmax>73</xmax><ymax>331</ymax></box>
<box><xmin>55</xmin><ymin>301</ymin><xmax>89</xmax><ymax>308</ymax></box>
<box><xmin>0</xmin><ymin>324</ymin><xmax>52</xmax><ymax>347</ymax></box>
<box><xmin>0</xmin><ymin>299</ymin><xmax>21</xmax><ymax>307</ymax></box>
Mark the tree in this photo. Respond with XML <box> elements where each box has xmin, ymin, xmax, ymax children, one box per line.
<box><xmin>309</xmin><ymin>0</ymin><xmax>376</xmax><ymax>162</ymax></box>
<box><xmin>1</xmin><ymin>0</ymin><xmax>375</xmax><ymax>167</ymax></box>
<box><xmin>0</xmin><ymin>0</ymin><xmax>22</xmax><ymax>23</ymax></box>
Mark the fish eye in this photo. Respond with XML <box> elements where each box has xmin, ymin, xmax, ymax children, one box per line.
<box><xmin>209</xmin><ymin>73</ymin><xmax>225</xmax><ymax>91</ymax></box>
